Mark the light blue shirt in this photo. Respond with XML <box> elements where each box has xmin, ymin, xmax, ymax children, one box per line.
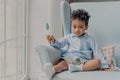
<box><xmin>50</xmin><ymin>33</ymin><xmax>109</xmax><ymax>68</ymax></box>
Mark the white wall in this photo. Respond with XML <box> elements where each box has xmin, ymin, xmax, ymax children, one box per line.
<box><xmin>28</xmin><ymin>0</ymin><xmax>62</xmax><ymax>80</ymax></box>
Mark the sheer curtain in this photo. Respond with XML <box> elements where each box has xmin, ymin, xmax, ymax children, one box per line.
<box><xmin>0</xmin><ymin>0</ymin><xmax>28</xmax><ymax>80</ymax></box>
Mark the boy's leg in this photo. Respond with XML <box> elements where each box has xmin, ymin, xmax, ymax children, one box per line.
<box><xmin>83</xmin><ymin>58</ymin><xmax>101</xmax><ymax>71</ymax></box>
<box><xmin>43</xmin><ymin>63</ymin><xmax>55</xmax><ymax>80</ymax></box>
<box><xmin>54</xmin><ymin>60</ymin><xmax>68</xmax><ymax>73</ymax></box>
<box><xmin>43</xmin><ymin>60</ymin><xmax>68</xmax><ymax>80</ymax></box>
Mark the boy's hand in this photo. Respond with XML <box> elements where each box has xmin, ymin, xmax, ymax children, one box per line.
<box><xmin>47</xmin><ymin>35</ymin><xmax>55</xmax><ymax>43</ymax></box>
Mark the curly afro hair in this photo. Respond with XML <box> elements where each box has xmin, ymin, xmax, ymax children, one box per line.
<box><xmin>71</xmin><ymin>9</ymin><xmax>90</xmax><ymax>26</ymax></box>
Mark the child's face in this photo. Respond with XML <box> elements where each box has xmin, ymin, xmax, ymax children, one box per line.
<box><xmin>72</xmin><ymin>19</ymin><xmax>88</xmax><ymax>37</ymax></box>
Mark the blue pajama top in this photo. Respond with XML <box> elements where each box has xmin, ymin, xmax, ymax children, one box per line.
<box><xmin>50</xmin><ymin>33</ymin><xmax>109</xmax><ymax>68</ymax></box>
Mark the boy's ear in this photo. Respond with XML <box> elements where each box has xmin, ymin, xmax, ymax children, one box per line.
<box><xmin>86</xmin><ymin>26</ymin><xmax>88</xmax><ymax>30</ymax></box>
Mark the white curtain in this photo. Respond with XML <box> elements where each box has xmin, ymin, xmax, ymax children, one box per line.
<box><xmin>0</xmin><ymin>0</ymin><xmax>27</xmax><ymax>80</ymax></box>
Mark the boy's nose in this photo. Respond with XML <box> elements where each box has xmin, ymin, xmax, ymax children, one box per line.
<box><xmin>75</xmin><ymin>28</ymin><xmax>79</xmax><ymax>31</ymax></box>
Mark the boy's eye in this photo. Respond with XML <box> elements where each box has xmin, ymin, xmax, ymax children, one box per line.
<box><xmin>73</xmin><ymin>25</ymin><xmax>85</xmax><ymax>29</ymax></box>
<box><xmin>73</xmin><ymin>26</ymin><xmax>76</xmax><ymax>28</ymax></box>
<box><xmin>76</xmin><ymin>26</ymin><xmax>83</xmax><ymax>29</ymax></box>
<box><xmin>79</xmin><ymin>26</ymin><xmax>83</xmax><ymax>28</ymax></box>
<box><xmin>79</xmin><ymin>25</ymin><xmax>85</xmax><ymax>28</ymax></box>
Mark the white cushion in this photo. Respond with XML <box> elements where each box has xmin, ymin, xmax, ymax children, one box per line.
<box><xmin>54</xmin><ymin>71</ymin><xmax>120</xmax><ymax>80</ymax></box>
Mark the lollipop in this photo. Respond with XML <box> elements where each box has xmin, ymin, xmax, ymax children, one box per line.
<box><xmin>45</xmin><ymin>23</ymin><xmax>49</xmax><ymax>34</ymax></box>
<box><xmin>46</xmin><ymin>23</ymin><xmax>49</xmax><ymax>31</ymax></box>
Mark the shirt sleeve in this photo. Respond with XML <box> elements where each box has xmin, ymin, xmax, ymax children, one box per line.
<box><xmin>89</xmin><ymin>37</ymin><xmax>109</xmax><ymax>68</ymax></box>
<box><xmin>50</xmin><ymin>36</ymin><xmax>68</xmax><ymax>49</ymax></box>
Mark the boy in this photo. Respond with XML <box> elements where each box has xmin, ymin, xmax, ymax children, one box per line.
<box><xmin>44</xmin><ymin>9</ymin><xmax>111</xmax><ymax>80</ymax></box>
